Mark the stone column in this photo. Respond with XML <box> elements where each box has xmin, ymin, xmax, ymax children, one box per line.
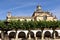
<box><xmin>42</xmin><ymin>32</ymin><xmax>44</xmax><ymax>40</ymax></box>
<box><xmin>54</xmin><ymin>33</ymin><xmax>56</xmax><ymax>39</ymax></box>
<box><xmin>28</xmin><ymin>34</ymin><xmax>31</xmax><ymax>39</ymax></box>
<box><xmin>19</xmin><ymin>38</ymin><xmax>22</xmax><ymax>40</ymax></box>
<box><xmin>4</xmin><ymin>34</ymin><xmax>9</xmax><ymax>40</ymax></box>
<box><xmin>1</xmin><ymin>31</ymin><xmax>4</xmax><ymax>40</ymax></box>
<box><xmin>34</xmin><ymin>34</ymin><xmax>37</xmax><ymax>40</ymax></box>
<box><xmin>15</xmin><ymin>32</ymin><xmax>18</xmax><ymax>40</ymax></box>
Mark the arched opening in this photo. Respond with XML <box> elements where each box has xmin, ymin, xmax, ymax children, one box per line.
<box><xmin>9</xmin><ymin>32</ymin><xmax>16</xmax><ymax>38</ymax></box>
<box><xmin>27</xmin><ymin>31</ymin><xmax>34</xmax><ymax>38</ymax></box>
<box><xmin>0</xmin><ymin>33</ymin><xmax>1</xmax><ymax>38</ymax></box>
<box><xmin>18</xmin><ymin>32</ymin><xmax>26</xmax><ymax>38</ymax></box>
<box><xmin>44</xmin><ymin>31</ymin><xmax>51</xmax><ymax>38</ymax></box>
<box><xmin>52</xmin><ymin>31</ymin><xmax>58</xmax><ymax>38</ymax></box>
<box><xmin>36</xmin><ymin>31</ymin><xmax>42</xmax><ymax>39</ymax></box>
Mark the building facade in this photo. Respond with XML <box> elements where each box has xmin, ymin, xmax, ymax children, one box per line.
<box><xmin>7</xmin><ymin>5</ymin><xmax>57</xmax><ymax>22</ymax></box>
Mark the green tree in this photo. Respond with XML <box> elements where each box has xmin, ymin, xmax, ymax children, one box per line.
<box><xmin>0</xmin><ymin>21</ymin><xmax>6</xmax><ymax>40</ymax></box>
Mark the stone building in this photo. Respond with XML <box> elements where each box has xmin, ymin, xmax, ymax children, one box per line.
<box><xmin>7</xmin><ymin>5</ymin><xmax>57</xmax><ymax>22</ymax></box>
<box><xmin>0</xmin><ymin>5</ymin><xmax>60</xmax><ymax>40</ymax></box>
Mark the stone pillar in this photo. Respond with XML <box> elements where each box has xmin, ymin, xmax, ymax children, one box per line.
<box><xmin>34</xmin><ymin>34</ymin><xmax>37</xmax><ymax>40</ymax></box>
<box><xmin>1</xmin><ymin>31</ymin><xmax>4</xmax><ymax>40</ymax></box>
<box><xmin>4</xmin><ymin>34</ymin><xmax>9</xmax><ymax>40</ymax></box>
<box><xmin>54</xmin><ymin>33</ymin><xmax>56</xmax><ymax>39</ymax></box>
<box><xmin>26</xmin><ymin>34</ymin><xmax>27</xmax><ymax>40</ymax></box>
<box><xmin>35</xmin><ymin>37</ymin><xmax>37</xmax><ymax>40</ymax></box>
<box><xmin>27</xmin><ymin>34</ymin><xmax>31</xmax><ymax>40</ymax></box>
<box><xmin>19</xmin><ymin>38</ymin><xmax>22</xmax><ymax>40</ymax></box>
<box><xmin>28</xmin><ymin>34</ymin><xmax>31</xmax><ymax>39</ymax></box>
<box><xmin>42</xmin><ymin>32</ymin><xmax>44</xmax><ymax>40</ymax></box>
<box><xmin>15</xmin><ymin>32</ymin><xmax>18</xmax><ymax>40</ymax></box>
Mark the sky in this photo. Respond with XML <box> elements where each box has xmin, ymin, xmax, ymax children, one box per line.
<box><xmin>0</xmin><ymin>0</ymin><xmax>60</xmax><ymax>20</ymax></box>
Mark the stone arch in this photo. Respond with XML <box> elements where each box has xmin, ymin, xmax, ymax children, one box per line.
<box><xmin>27</xmin><ymin>31</ymin><xmax>34</xmax><ymax>38</ymax></box>
<box><xmin>52</xmin><ymin>31</ymin><xmax>58</xmax><ymax>38</ymax></box>
<box><xmin>44</xmin><ymin>31</ymin><xmax>51</xmax><ymax>38</ymax></box>
<box><xmin>36</xmin><ymin>31</ymin><xmax>42</xmax><ymax>38</ymax></box>
<box><xmin>18</xmin><ymin>32</ymin><xmax>26</xmax><ymax>38</ymax></box>
<box><xmin>9</xmin><ymin>32</ymin><xmax>16</xmax><ymax>38</ymax></box>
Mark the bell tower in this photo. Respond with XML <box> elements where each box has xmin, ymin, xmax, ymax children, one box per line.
<box><xmin>6</xmin><ymin>11</ymin><xmax>11</xmax><ymax>22</ymax></box>
<box><xmin>7</xmin><ymin>11</ymin><xmax>11</xmax><ymax>18</ymax></box>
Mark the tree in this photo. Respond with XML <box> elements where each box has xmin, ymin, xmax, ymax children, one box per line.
<box><xmin>49</xmin><ymin>21</ymin><xmax>58</xmax><ymax>39</ymax></box>
<box><xmin>0</xmin><ymin>21</ymin><xmax>6</xmax><ymax>40</ymax></box>
<box><xmin>28</xmin><ymin>20</ymin><xmax>37</xmax><ymax>30</ymax></box>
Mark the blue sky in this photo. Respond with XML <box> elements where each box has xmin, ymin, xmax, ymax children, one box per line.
<box><xmin>0</xmin><ymin>0</ymin><xmax>60</xmax><ymax>20</ymax></box>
